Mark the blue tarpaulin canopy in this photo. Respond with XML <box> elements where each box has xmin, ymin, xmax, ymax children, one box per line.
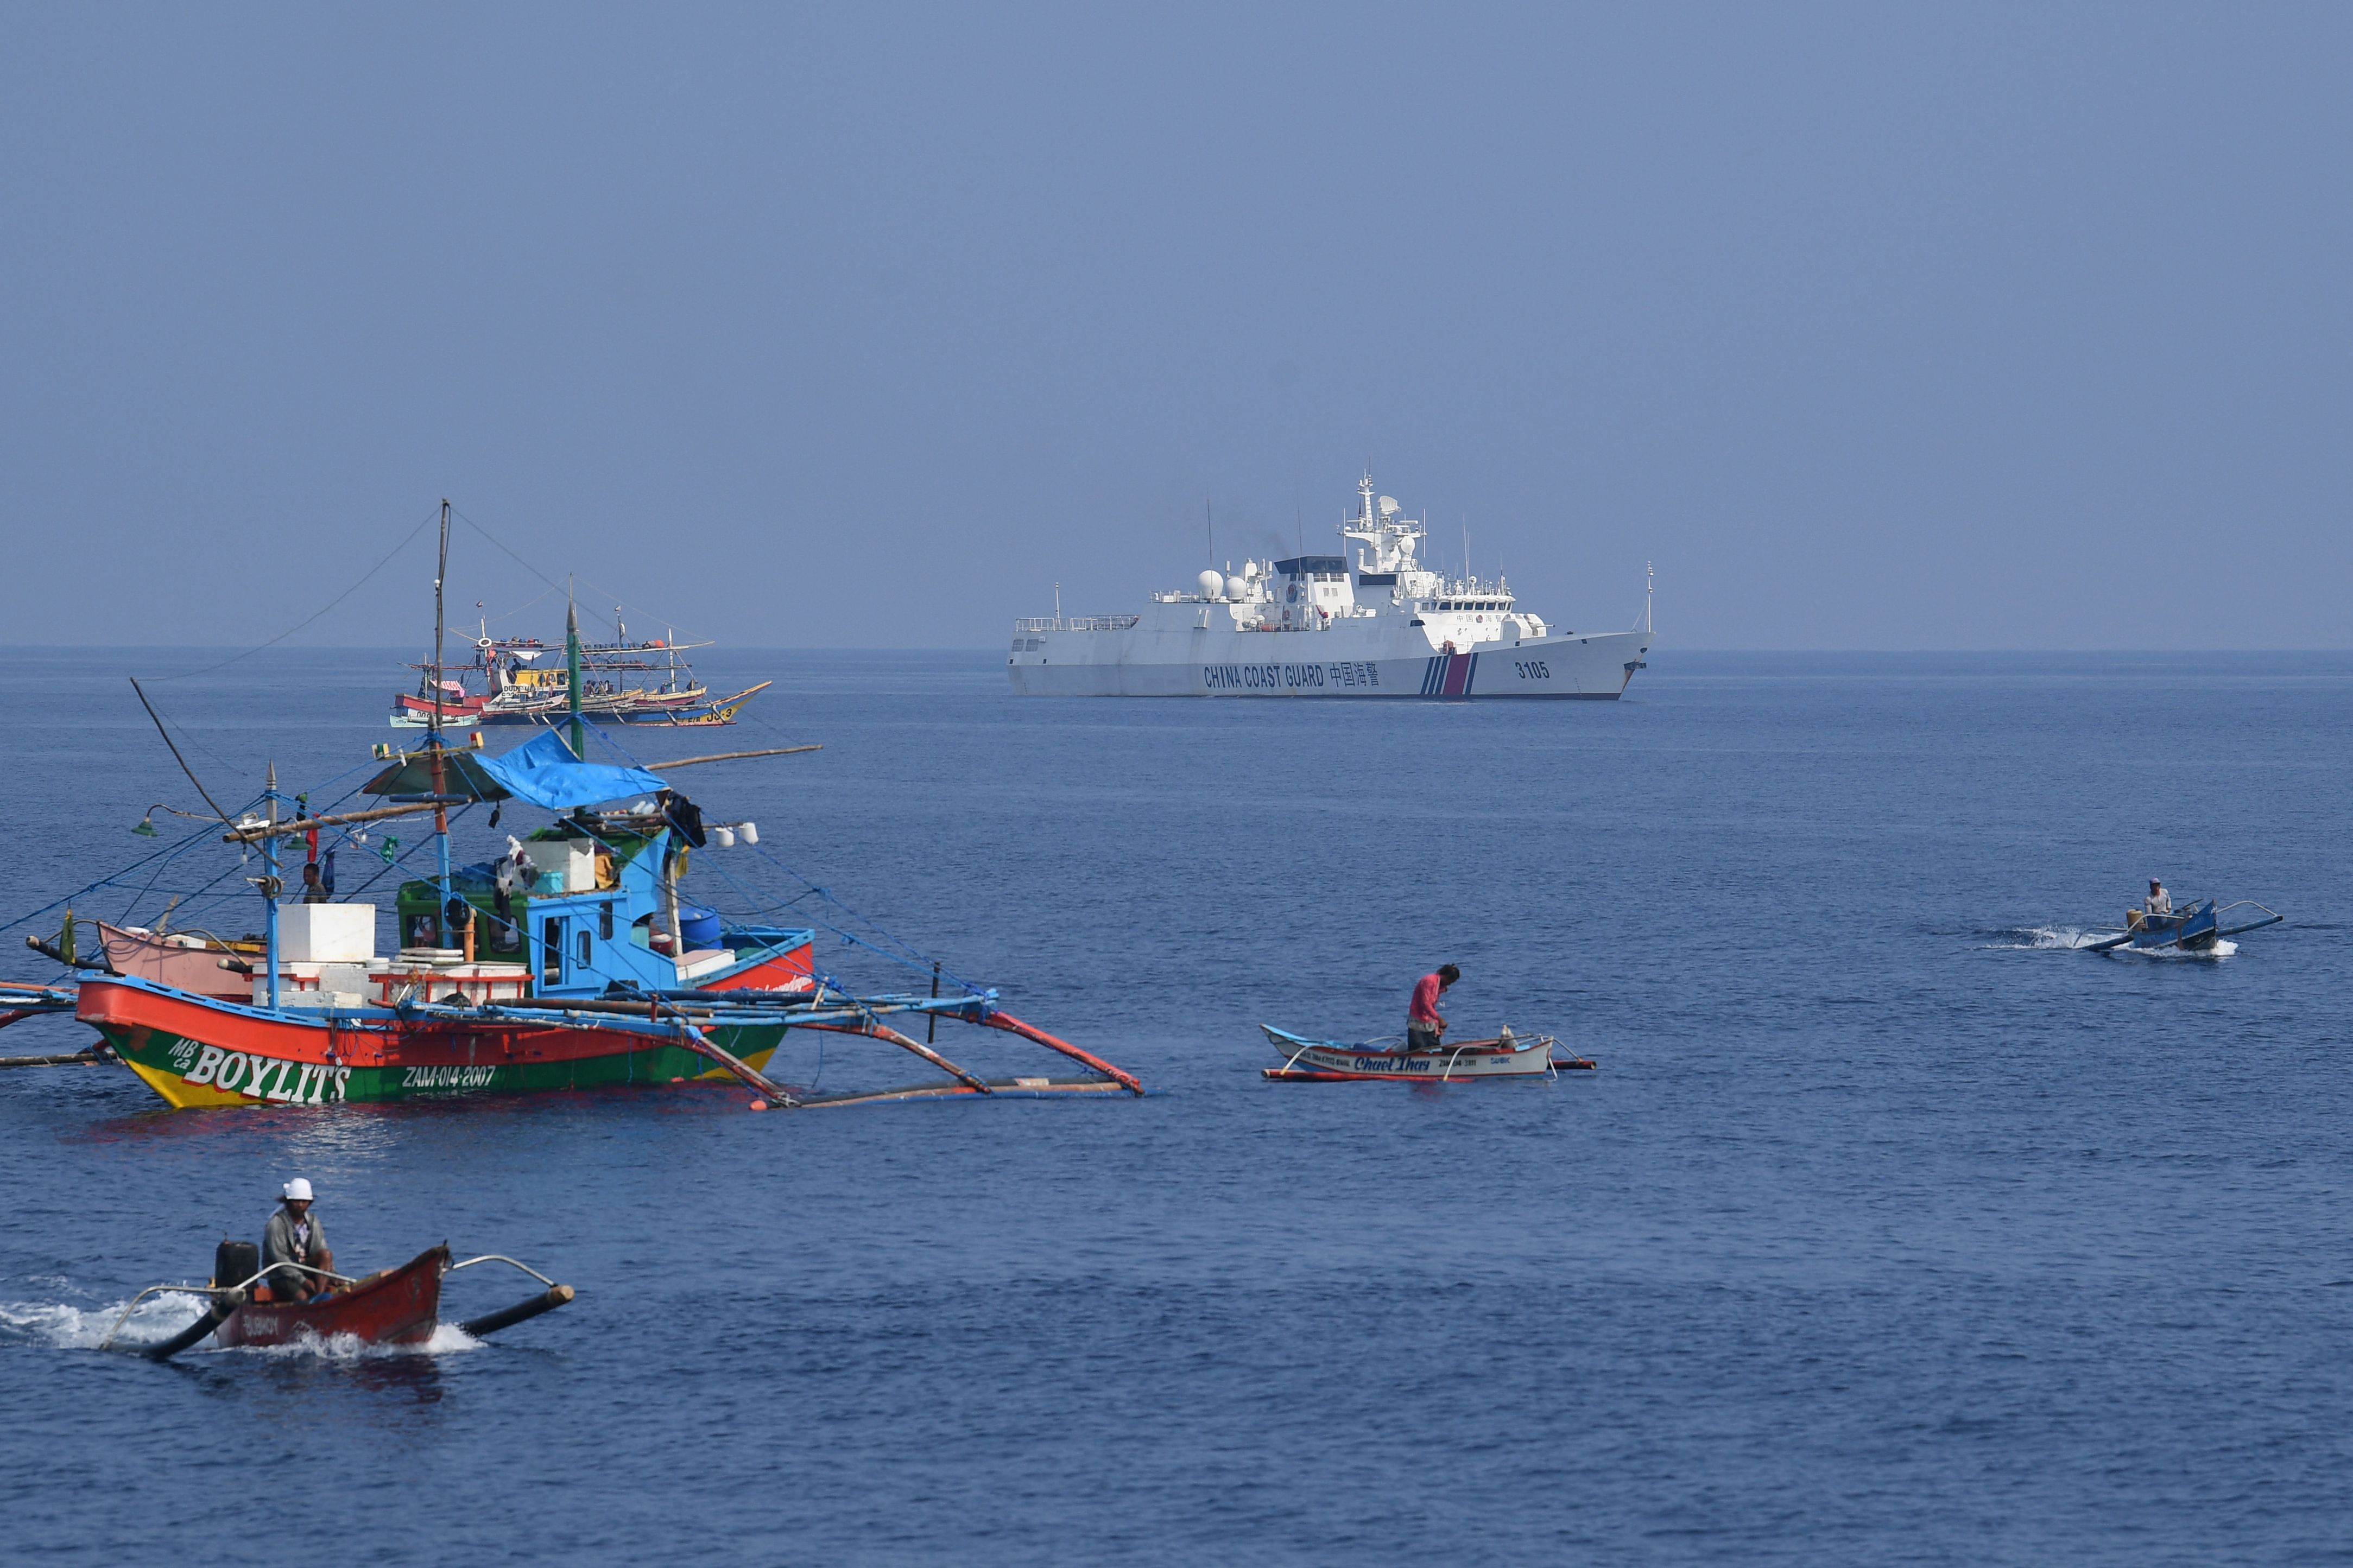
<box><xmin>473</xmin><ymin>729</ymin><xmax>668</xmax><ymax>809</ymax></box>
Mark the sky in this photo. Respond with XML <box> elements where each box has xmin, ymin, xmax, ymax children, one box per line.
<box><xmin>4</xmin><ymin>4</ymin><xmax>2347</xmax><ymax>651</ymax></box>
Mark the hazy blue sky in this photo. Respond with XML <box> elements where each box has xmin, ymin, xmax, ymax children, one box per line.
<box><xmin>5</xmin><ymin>5</ymin><xmax>2346</xmax><ymax>650</ymax></box>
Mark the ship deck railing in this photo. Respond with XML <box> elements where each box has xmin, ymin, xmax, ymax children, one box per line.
<box><xmin>1014</xmin><ymin>615</ymin><xmax>1141</xmax><ymax>633</ymax></box>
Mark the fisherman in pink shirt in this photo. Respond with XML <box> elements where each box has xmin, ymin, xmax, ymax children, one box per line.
<box><xmin>1407</xmin><ymin>964</ymin><xmax>1459</xmax><ymax>1052</ymax></box>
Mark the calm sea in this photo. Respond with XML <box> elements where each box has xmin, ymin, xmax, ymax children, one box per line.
<box><xmin>3</xmin><ymin>649</ymin><xmax>2349</xmax><ymax>1564</ymax></box>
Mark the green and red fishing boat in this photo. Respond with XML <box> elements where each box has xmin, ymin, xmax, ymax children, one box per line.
<box><xmin>6</xmin><ymin>504</ymin><xmax>1143</xmax><ymax>1112</ymax></box>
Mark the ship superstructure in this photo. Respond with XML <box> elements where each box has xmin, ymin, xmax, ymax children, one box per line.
<box><xmin>1008</xmin><ymin>475</ymin><xmax>1650</xmax><ymax>697</ymax></box>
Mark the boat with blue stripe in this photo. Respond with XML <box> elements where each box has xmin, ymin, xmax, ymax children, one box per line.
<box><xmin>2083</xmin><ymin>897</ymin><xmax>2283</xmax><ymax>954</ymax></box>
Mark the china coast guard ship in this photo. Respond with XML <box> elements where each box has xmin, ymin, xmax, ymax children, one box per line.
<box><xmin>1008</xmin><ymin>476</ymin><xmax>1651</xmax><ymax>697</ymax></box>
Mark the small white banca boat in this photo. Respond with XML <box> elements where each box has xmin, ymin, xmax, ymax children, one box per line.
<box><xmin>1261</xmin><ymin>1024</ymin><xmax>1593</xmax><ymax>1082</ymax></box>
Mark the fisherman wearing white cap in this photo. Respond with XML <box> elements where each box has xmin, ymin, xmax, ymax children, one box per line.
<box><xmin>262</xmin><ymin>1178</ymin><xmax>335</xmax><ymax>1302</ymax></box>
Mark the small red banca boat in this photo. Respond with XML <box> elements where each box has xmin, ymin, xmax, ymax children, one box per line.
<box><xmin>214</xmin><ymin>1242</ymin><xmax>446</xmax><ymax>1349</ymax></box>
<box><xmin>109</xmin><ymin>1239</ymin><xmax>574</xmax><ymax>1359</ymax></box>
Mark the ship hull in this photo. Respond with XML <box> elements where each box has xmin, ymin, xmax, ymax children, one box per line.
<box><xmin>79</xmin><ymin>977</ymin><xmax>785</xmax><ymax>1109</ymax></box>
<box><xmin>1009</xmin><ymin>626</ymin><xmax>1649</xmax><ymax>697</ymax></box>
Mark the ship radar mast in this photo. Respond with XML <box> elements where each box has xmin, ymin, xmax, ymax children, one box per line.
<box><xmin>1340</xmin><ymin>472</ymin><xmax>1426</xmax><ymax>578</ymax></box>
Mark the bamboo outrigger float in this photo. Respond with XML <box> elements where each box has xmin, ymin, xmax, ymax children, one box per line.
<box><xmin>2</xmin><ymin>504</ymin><xmax>1143</xmax><ymax>1113</ymax></box>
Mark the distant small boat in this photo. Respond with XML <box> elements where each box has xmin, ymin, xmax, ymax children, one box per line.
<box><xmin>1260</xmin><ymin>1024</ymin><xmax>1593</xmax><ymax>1081</ymax></box>
<box><xmin>2083</xmin><ymin>898</ymin><xmax>2283</xmax><ymax>954</ymax></box>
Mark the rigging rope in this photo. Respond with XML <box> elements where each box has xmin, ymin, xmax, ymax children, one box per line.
<box><xmin>142</xmin><ymin>505</ymin><xmax>441</xmax><ymax>682</ymax></box>
<box><xmin>572</xmin><ymin>721</ymin><xmax>985</xmax><ymax>995</ymax></box>
<box><xmin>450</xmin><ymin>506</ymin><xmax>709</xmax><ymax>649</ymax></box>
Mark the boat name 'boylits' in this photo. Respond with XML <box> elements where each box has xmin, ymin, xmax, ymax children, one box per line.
<box><xmin>1010</xmin><ymin>473</ymin><xmax>1652</xmax><ymax>699</ymax></box>
<box><xmin>178</xmin><ymin>1044</ymin><xmax>351</xmax><ymax>1102</ymax></box>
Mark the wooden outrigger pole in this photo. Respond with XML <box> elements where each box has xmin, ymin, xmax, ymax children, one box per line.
<box><xmin>796</xmin><ymin>1012</ymin><xmax>997</xmax><ymax>1096</ymax></box>
<box><xmin>977</xmin><ymin>1012</ymin><xmax>1144</xmax><ymax>1095</ymax></box>
<box><xmin>649</xmin><ymin>998</ymin><xmax>801</xmax><ymax>1107</ymax></box>
<box><xmin>446</xmin><ymin>988</ymin><xmax>1145</xmax><ymax>1101</ymax></box>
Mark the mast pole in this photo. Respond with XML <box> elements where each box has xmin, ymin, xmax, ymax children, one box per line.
<box><xmin>566</xmin><ymin>586</ymin><xmax>585</xmax><ymax>761</ymax></box>
<box><xmin>432</xmin><ymin>500</ymin><xmax>448</xmax><ymax>741</ymax></box>
<box><xmin>264</xmin><ymin>760</ymin><xmax>281</xmax><ymax>1009</ymax></box>
<box><xmin>431</xmin><ymin>501</ymin><xmax>454</xmax><ymax>933</ymax></box>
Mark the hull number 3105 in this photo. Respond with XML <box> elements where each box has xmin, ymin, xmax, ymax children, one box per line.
<box><xmin>1514</xmin><ymin>661</ymin><xmax>1552</xmax><ymax>680</ymax></box>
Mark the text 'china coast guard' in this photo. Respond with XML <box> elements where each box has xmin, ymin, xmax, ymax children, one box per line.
<box><xmin>1008</xmin><ymin>474</ymin><xmax>1652</xmax><ymax>699</ymax></box>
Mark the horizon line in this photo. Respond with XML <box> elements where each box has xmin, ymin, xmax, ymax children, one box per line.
<box><xmin>3</xmin><ymin>644</ymin><xmax>2351</xmax><ymax>657</ymax></box>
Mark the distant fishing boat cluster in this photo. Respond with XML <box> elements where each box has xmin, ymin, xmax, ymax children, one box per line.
<box><xmin>393</xmin><ymin>617</ymin><xmax>769</xmax><ymax>728</ymax></box>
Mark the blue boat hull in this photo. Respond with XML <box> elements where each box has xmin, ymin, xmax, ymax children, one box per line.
<box><xmin>2129</xmin><ymin>898</ymin><xmax>2217</xmax><ymax>950</ymax></box>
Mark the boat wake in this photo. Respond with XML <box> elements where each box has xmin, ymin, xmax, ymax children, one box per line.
<box><xmin>1982</xmin><ymin>927</ymin><xmax>2236</xmax><ymax>958</ymax></box>
<box><xmin>1984</xmin><ymin>925</ymin><xmax>2105</xmax><ymax>950</ymax></box>
<box><xmin>0</xmin><ymin>1292</ymin><xmax>480</xmax><ymax>1357</ymax></box>
<box><xmin>224</xmin><ymin>1322</ymin><xmax>483</xmax><ymax>1360</ymax></box>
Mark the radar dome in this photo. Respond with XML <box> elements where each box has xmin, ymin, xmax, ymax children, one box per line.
<box><xmin>1378</xmin><ymin>496</ymin><xmax>1401</xmax><ymax>517</ymax></box>
<box><xmin>1197</xmin><ymin>569</ymin><xmax>1224</xmax><ymax>599</ymax></box>
<box><xmin>1225</xmin><ymin>574</ymin><xmax>1251</xmax><ymax>599</ymax></box>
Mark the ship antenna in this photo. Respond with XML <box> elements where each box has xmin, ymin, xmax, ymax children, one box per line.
<box><xmin>1206</xmin><ymin>499</ymin><xmax>1213</xmax><ymax>569</ymax></box>
<box><xmin>1647</xmin><ymin>562</ymin><xmax>1654</xmax><ymax>635</ymax></box>
<box><xmin>1054</xmin><ymin>580</ymin><xmax>1062</xmax><ymax>629</ymax></box>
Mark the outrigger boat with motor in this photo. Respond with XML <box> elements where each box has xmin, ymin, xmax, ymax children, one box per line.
<box><xmin>2081</xmin><ymin>897</ymin><xmax>2284</xmax><ymax>954</ymax></box>
<box><xmin>2</xmin><ymin>504</ymin><xmax>1143</xmax><ymax>1112</ymax></box>
<box><xmin>104</xmin><ymin>1236</ymin><xmax>575</xmax><ymax>1360</ymax></box>
<box><xmin>1261</xmin><ymin>1024</ymin><xmax>1595</xmax><ymax>1082</ymax></box>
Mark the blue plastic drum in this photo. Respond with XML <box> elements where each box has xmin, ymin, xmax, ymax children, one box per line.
<box><xmin>678</xmin><ymin>904</ymin><xmax>723</xmax><ymax>949</ymax></box>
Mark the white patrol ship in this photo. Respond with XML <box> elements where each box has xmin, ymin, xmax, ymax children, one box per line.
<box><xmin>1008</xmin><ymin>475</ymin><xmax>1652</xmax><ymax>697</ymax></box>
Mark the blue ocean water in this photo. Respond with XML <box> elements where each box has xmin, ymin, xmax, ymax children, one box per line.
<box><xmin>2</xmin><ymin>649</ymin><xmax>2349</xmax><ymax>1564</ymax></box>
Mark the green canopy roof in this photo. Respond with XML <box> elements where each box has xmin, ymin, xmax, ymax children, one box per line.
<box><xmin>359</xmin><ymin>746</ymin><xmax>511</xmax><ymax>802</ymax></box>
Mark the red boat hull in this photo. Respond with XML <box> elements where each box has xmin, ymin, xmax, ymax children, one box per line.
<box><xmin>701</xmin><ymin>947</ymin><xmax>816</xmax><ymax>993</ymax></box>
<box><xmin>78</xmin><ymin>976</ymin><xmax>786</xmax><ymax>1108</ymax></box>
<box><xmin>394</xmin><ymin>691</ymin><xmax>488</xmax><ymax>721</ymax></box>
<box><xmin>217</xmin><ymin>1246</ymin><xmax>447</xmax><ymax>1348</ymax></box>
